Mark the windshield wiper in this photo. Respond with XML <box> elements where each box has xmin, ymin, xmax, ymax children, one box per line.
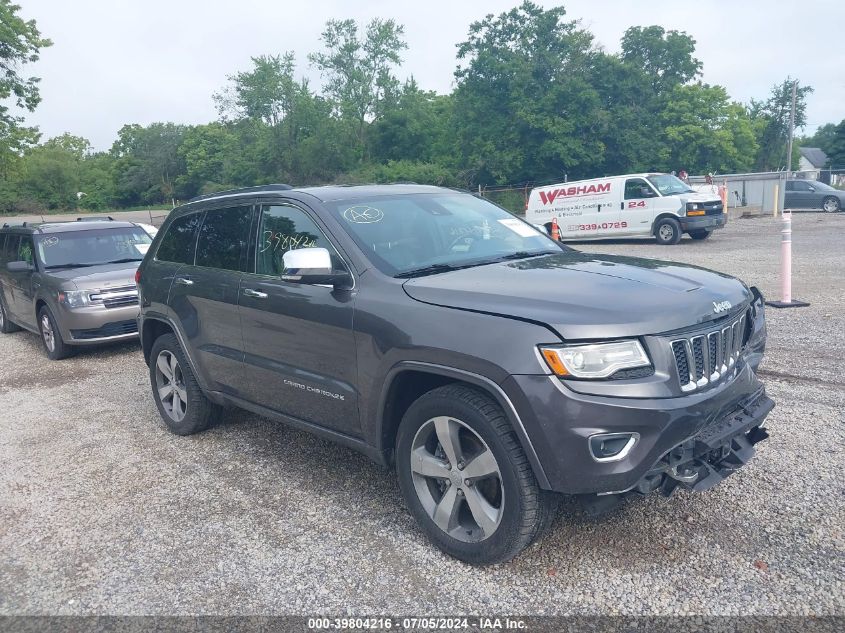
<box><xmin>489</xmin><ymin>251</ymin><xmax>555</xmax><ymax>262</ymax></box>
<box><xmin>44</xmin><ymin>262</ymin><xmax>99</xmax><ymax>269</ymax></box>
<box><xmin>396</xmin><ymin>263</ymin><xmax>461</xmax><ymax>279</ymax></box>
<box><xmin>103</xmin><ymin>258</ymin><xmax>144</xmax><ymax>264</ymax></box>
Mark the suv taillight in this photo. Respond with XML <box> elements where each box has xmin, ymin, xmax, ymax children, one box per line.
<box><xmin>135</xmin><ymin>269</ymin><xmax>141</xmax><ymax>284</ymax></box>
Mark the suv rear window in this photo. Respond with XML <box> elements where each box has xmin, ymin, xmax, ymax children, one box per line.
<box><xmin>195</xmin><ymin>207</ymin><xmax>252</xmax><ymax>271</ymax></box>
<box><xmin>156</xmin><ymin>213</ymin><xmax>202</xmax><ymax>264</ymax></box>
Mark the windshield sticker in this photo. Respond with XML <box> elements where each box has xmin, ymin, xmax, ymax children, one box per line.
<box><xmin>497</xmin><ymin>218</ymin><xmax>541</xmax><ymax>238</ymax></box>
<box><xmin>343</xmin><ymin>206</ymin><xmax>384</xmax><ymax>224</ymax></box>
<box><xmin>42</xmin><ymin>236</ymin><xmax>59</xmax><ymax>247</ymax></box>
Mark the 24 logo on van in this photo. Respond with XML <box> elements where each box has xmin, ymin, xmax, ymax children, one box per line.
<box><xmin>538</xmin><ymin>182</ymin><xmax>611</xmax><ymax>205</ymax></box>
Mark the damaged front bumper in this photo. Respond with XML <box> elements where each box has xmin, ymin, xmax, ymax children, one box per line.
<box><xmin>580</xmin><ymin>387</ymin><xmax>774</xmax><ymax>514</ymax></box>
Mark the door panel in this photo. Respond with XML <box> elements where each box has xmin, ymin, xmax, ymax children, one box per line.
<box><xmin>8</xmin><ymin>235</ymin><xmax>36</xmax><ymax>326</ymax></box>
<box><xmin>238</xmin><ymin>202</ymin><xmax>359</xmax><ymax>436</ymax></box>
<box><xmin>166</xmin><ymin>205</ymin><xmax>253</xmax><ymax>396</ymax></box>
<box><xmin>622</xmin><ymin>178</ymin><xmax>661</xmax><ymax>236</ymax></box>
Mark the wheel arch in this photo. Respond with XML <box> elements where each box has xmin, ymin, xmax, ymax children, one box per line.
<box><xmin>651</xmin><ymin>213</ymin><xmax>681</xmax><ymax>235</ymax></box>
<box><xmin>141</xmin><ymin>316</ymin><xmax>175</xmax><ymax>365</ymax></box>
<box><xmin>376</xmin><ymin>361</ymin><xmax>551</xmax><ymax>489</ymax></box>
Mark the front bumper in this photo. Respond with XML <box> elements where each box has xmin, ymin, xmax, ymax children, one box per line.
<box><xmin>55</xmin><ymin>302</ymin><xmax>140</xmax><ymax>345</ymax></box>
<box><xmin>680</xmin><ymin>214</ymin><xmax>726</xmax><ymax>232</ymax></box>
<box><xmin>502</xmin><ymin>360</ymin><xmax>772</xmax><ymax>495</ymax></box>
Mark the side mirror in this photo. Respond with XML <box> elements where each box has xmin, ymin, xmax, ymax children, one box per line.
<box><xmin>807</xmin><ymin>186</ymin><xmax>815</xmax><ymax>192</ymax></box>
<box><xmin>281</xmin><ymin>247</ymin><xmax>351</xmax><ymax>288</ymax></box>
<box><xmin>6</xmin><ymin>260</ymin><xmax>34</xmax><ymax>273</ymax></box>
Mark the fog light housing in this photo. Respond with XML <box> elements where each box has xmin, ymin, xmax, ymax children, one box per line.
<box><xmin>589</xmin><ymin>433</ymin><xmax>639</xmax><ymax>462</ymax></box>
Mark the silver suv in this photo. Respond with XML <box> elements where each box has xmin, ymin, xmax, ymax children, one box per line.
<box><xmin>0</xmin><ymin>219</ymin><xmax>151</xmax><ymax>359</ymax></box>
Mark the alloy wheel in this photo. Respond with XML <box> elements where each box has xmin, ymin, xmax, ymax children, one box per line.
<box><xmin>409</xmin><ymin>416</ymin><xmax>504</xmax><ymax>542</ymax></box>
<box><xmin>154</xmin><ymin>350</ymin><xmax>188</xmax><ymax>422</ymax></box>
<box><xmin>0</xmin><ymin>302</ymin><xmax>5</xmax><ymax>328</ymax></box>
<box><xmin>823</xmin><ymin>198</ymin><xmax>839</xmax><ymax>213</ymax></box>
<box><xmin>40</xmin><ymin>314</ymin><xmax>55</xmax><ymax>352</ymax></box>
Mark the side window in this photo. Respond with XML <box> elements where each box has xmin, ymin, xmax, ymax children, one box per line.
<box><xmin>785</xmin><ymin>181</ymin><xmax>795</xmax><ymax>191</ymax></box>
<box><xmin>195</xmin><ymin>206</ymin><xmax>253</xmax><ymax>271</ymax></box>
<box><xmin>624</xmin><ymin>179</ymin><xmax>655</xmax><ymax>200</ymax></box>
<box><xmin>18</xmin><ymin>236</ymin><xmax>34</xmax><ymax>265</ymax></box>
<box><xmin>156</xmin><ymin>213</ymin><xmax>202</xmax><ymax>264</ymax></box>
<box><xmin>0</xmin><ymin>234</ymin><xmax>9</xmax><ymax>263</ymax></box>
<box><xmin>791</xmin><ymin>181</ymin><xmax>810</xmax><ymax>192</ymax></box>
<box><xmin>256</xmin><ymin>204</ymin><xmax>341</xmax><ymax>276</ymax></box>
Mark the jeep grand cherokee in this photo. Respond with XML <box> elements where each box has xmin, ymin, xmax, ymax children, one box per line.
<box><xmin>136</xmin><ymin>184</ymin><xmax>773</xmax><ymax>564</ymax></box>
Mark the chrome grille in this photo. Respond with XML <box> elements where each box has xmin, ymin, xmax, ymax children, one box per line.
<box><xmin>88</xmin><ymin>285</ymin><xmax>138</xmax><ymax>309</ymax></box>
<box><xmin>671</xmin><ymin>309</ymin><xmax>751</xmax><ymax>392</ymax></box>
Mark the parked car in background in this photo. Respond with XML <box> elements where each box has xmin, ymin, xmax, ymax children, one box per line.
<box><xmin>0</xmin><ymin>220</ymin><xmax>150</xmax><ymax>359</ymax></box>
<box><xmin>137</xmin><ymin>184</ymin><xmax>772</xmax><ymax>565</ymax></box>
<box><xmin>525</xmin><ymin>173</ymin><xmax>726</xmax><ymax>245</ymax></box>
<box><xmin>784</xmin><ymin>179</ymin><xmax>845</xmax><ymax>212</ymax></box>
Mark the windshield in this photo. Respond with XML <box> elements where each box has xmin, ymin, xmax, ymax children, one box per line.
<box><xmin>810</xmin><ymin>181</ymin><xmax>835</xmax><ymax>191</ymax></box>
<box><xmin>324</xmin><ymin>193</ymin><xmax>562</xmax><ymax>276</ymax></box>
<box><xmin>35</xmin><ymin>227</ymin><xmax>152</xmax><ymax>269</ymax></box>
<box><xmin>647</xmin><ymin>174</ymin><xmax>694</xmax><ymax>196</ymax></box>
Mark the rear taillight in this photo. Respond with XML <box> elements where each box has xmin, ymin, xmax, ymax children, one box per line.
<box><xmin>135</xmin><ymin>269</ymin><xmax>141</xmax><ymax>284</ymax></box>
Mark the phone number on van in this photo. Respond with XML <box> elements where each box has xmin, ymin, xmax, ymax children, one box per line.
<box><xmin>567</xmin><ymin>221</ymin><xmax>628</xmax><ymax>231</ymax></box>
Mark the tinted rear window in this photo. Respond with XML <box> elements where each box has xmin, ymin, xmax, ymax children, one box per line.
<box><xmin>156</xmin><ymin>213</ymin><xmax>202</xmax><ymax>264</ymax></box>
<box><xmin>195</xmin><ymin>206</ymin><xmax>252</xmax><ymax>272</ymax></box>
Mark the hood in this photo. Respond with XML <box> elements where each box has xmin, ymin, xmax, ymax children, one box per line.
<box><xmin>677</xmin><ymin>192</ymin><xmax>721</xmax><ymax>203</ymax></box>
<box><xmin>46</xmin><ymin>262</ymin><xmax>139</xmax><ymax>291</ymax></box>
<box><xmin>402</xmin><ymin>252</ymin><xmax>750</xmax><ymax>340</ymax></box>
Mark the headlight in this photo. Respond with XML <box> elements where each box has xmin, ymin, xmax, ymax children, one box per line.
<box><xmin>58</xmin><ymin>290</ymin><xmax>90</xmax><ymax>308</ymax></box>
<box><xmin>686</xmin><ymin>202</ymin><xmax>705</xmax><ymax>216</ymax></box>
<box><xmin>540</xmin><ymin>340</ymin><xmax>651</xmax><ymax>379</ymax></box>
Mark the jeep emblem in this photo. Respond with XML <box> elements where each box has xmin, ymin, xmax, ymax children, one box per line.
<box><xmin>713</xmin><ymin>300</ymin><xmax>732</xmax><ymax>314</ymax></box>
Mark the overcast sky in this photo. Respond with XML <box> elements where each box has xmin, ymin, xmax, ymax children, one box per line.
<box><xmin>19</xmin><ymin>0</ymin><xmax>845</xmax><ymax>150</ymax></box>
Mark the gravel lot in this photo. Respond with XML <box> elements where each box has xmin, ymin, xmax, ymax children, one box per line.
<box><xmin>1</xmin><ymin>213</ymin><xmax>843</xmax><ymax>616</ymax></box>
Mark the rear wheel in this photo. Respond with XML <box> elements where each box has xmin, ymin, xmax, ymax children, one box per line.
<box><xmin>149</xmin><ymin>333</ymin><xmax>220</xmax><ymax>435</ymax></box>
<box><xmin>0</xmin><ymin>296</ymin><xmax>21</xmax><ymax>334</ymax></box>
<box><xmin>654</xmin><ymin>217</ymin><xmax>682</xmax><ymax>245</ymax></box>
<box><xmin>822</xmin><ymin>196</ymin><xmax>840</xmax><ymax>213</ymax></box>
<box><xmin>688</xmin><ymin>229</ymin><xmax>712</xmax><ymax>240</ymax></box>
<box><xmin>38</xmin><ymin>306</ymin><xmax>73</xmax><ymax>360</ymax></box>
<box><xmin>395</xmin><ymin>384</ymin><xmax>555</xmax><ymax>565</ymax></box>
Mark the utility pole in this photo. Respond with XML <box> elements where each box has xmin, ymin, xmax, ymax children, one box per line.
<box><xmin>785</xmin><ymin>79</ymin><xmax>797</xmax><ymax>173</ymax></box>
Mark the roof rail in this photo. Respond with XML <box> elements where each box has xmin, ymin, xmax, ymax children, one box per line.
<box><xmin>76</xmin><ymin>216</ymin><xmax>114</xmax><ymax>221</ymax></box>
<box><xmin>187</xmin><ymin>183</ymin><xmax>293</xmax><ymax>203</ymax></box>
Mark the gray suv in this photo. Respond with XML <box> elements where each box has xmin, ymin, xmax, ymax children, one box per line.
<box><xmin>0</xmin><ymin>220</ymin><xmax>150</xmax><ymax>359</ymax></box>
<box><xmin>137</xmin><ymin>184</ymin><xmax>773</xmax><ymax>564</ymax></box>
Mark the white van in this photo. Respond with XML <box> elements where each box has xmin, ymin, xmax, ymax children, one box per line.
<box><xmin>525</xmin><ymin>173</ymin><xmax>726</xmax><ymax>245</ymax></box>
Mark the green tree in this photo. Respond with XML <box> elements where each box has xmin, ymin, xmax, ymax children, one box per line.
<box><xmin>452</xmin><ymin>1</ymin><xmax>603</xmax><ymax>185</ymax></box>
<box><xmin>799</xmin><ymin>122</ymin><xmax>838</xmax><ymax>156</ymax></box>
<box><xmin>750</xmin><ymin>78</ymin><xmax>813</xmax><ymax>171</ymax></box>
<box><xmin>620</xmin><ymin>26</ymin><xmax>701</xmax><ymax>90</ymax></box>
<box><xmin>309</xmin><ymin>18</ymin><xmax>407</xmax><ymax>159</ymax></box>
<box><xmin>110</xmin><ymin>123</ymin><xmax>187</xmax><ymax>205</ymax></box>
<box><xmin>0</xmin><ymin>0</ymin><xmax>52</xmax><ymax>178</ymax></box>
<box><xmin>824</xmin><ymin>120</ymin><xmax>845</xmax><ymax>169</ymax></box>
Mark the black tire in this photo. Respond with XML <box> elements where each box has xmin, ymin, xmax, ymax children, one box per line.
<box><xmin>37</xmin><ymin>305</ymin><xmax>74</xmax><ymax>360</ymax></box>
<box><xmin>395</xmin><ymin>384</ymin><xmax>556</xmax><ymax>565</ymax></box>
<box><xmin>822</xmin><ymin>196</ymin><xmax>840</xmax><ymax>213</ymax></box>
<box><xmin>688</xmin><ymin>229</ymin><xmax>712</xmax><ymax>240</ymax></box>
<box><xmin>149</xmin><ymin>333</ymin><xmax>220</xmax><ymax>435</ymax></box>
<box><xmin>0</xmin><ymin>295</ymin><xmax>21</xmax><ymax>334</ymax></box>
<box><xmin>654</xmin><ymin>217</ymin><xmax>682</xmax><ymax>245</ymax></box>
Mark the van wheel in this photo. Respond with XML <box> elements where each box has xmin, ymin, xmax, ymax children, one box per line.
<box><xmin>688</xmin><ymin>229</ymin><xmax>712</xmax><ymax>240</ymax></box>
<box><xmin>38</xmin><ymin>306</ymin><xmax>74</xmax><ymax>360</ymax></box>
<box><xmin>0</xmin><ymin>296</ymin><xmax>21</xmax><ymax>333</ymax></box>
<box><xmin>654</xmin><ymin>217</ymin><xmax>682</xmax><ymax>245</ymax></box>
<box><xmin>395</xmin><ymin>384</ymin><xmax>555</xmax><ymax>565</ymax></box>
<box><xmin>149</xmin><ymin>333</ymin><xmax>220</xmax><ymax>435</ymax></box>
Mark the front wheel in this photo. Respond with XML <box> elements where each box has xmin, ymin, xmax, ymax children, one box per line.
<box><xmin>822</xmin><ymin>196</ymin><xmax>841</xmax><ymax>213</ymax></box>
<box><xmin>688</xmin><ymin>229</ymin><xmax>712</xmax><ymax>240</ymax></box>
<box><xmin>395</xmin><ymin>384</ymin><xmax>555</xmax><ymax>565</ymax></box>
<box><xmin>38</xmin><ymin>306</ymin><xmax>73</xmax><ymax>360</ymax></box>
<box><xmin>654</xmin><ymin>217</ymin><xmax>682</xmax><ymax>245</ymax></box>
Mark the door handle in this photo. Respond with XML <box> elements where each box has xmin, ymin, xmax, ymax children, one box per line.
<box><xmin>243</xmin><ymin>288</ymin><xmax>268</xmax><ymax>299</ymax></box>
<box><xmin>174</xmin><ymin>277</ymin><xmax>194</xmax><ymax>286</ymax></box>
<box><xmin>620</xmin><ymin>201</ymin><xmax>624</xmax><ymax>210</ymax></box>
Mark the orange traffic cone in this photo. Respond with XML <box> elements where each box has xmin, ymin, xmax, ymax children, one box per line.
<box><xmin>551</xmin><ymin>217</ymin><xmax>560</xmax><ymax>241</ymax></box>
